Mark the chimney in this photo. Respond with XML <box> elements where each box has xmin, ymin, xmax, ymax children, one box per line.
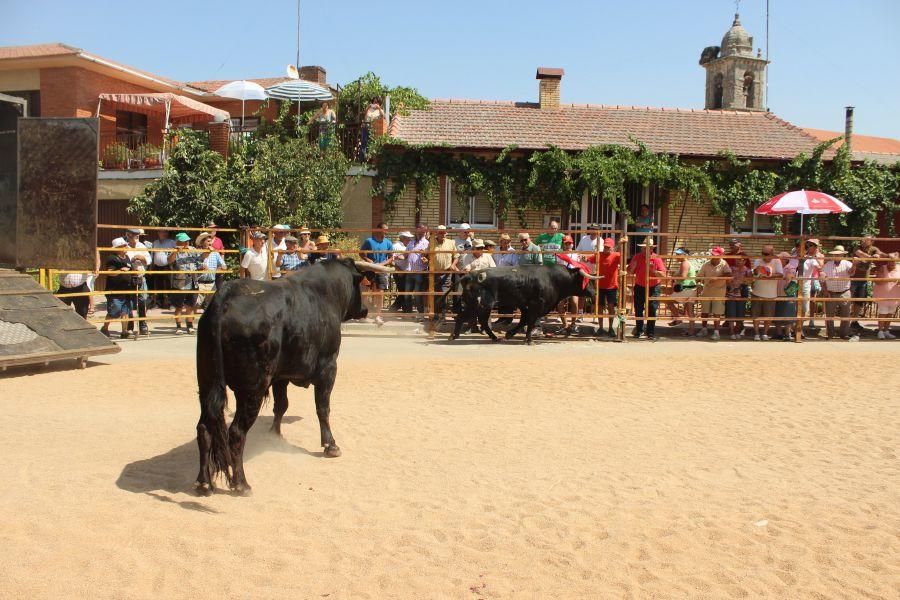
<box><xmin>844</xmin><ymin>106</ymin><xmax>854</xmax><ymax>153</ymax></box>
<box><xmin>299</xmin><ymin>65</ymin><xmax>327</xmax><ymax>85</ymax></box>
<box><xmin>536</xmin><ymin>67</ymin><xmax>564</xmax><ymax>109</ymax></box>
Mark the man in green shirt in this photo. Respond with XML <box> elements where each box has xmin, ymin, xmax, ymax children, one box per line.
<box><xmin>533</xmin><ymin>219</ymin><xmax>563</xmax><ymax>266</ymax></box>
<box><xmin>517</xmin><ymin>232</ymin><xmax>542</xmax><ymax>265</ymax></box>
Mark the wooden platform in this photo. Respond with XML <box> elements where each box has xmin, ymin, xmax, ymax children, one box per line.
<box><xmin>0</xmin><ymin>270</ymin><xmax>120</xmax><ymax>370</ymax></box>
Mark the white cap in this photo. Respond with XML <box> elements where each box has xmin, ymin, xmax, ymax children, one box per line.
<box><xmin>398</xmin><ymin>231</ymin><xmax>414</xmax><ymax>238</ymax></box>
<box><xmin>435</xmin><ymin>225</ymin><xmax>447</xmax><ymax>230</ymax></box>
<box><xmin>459</xmin><ymin>223</ymin><xmax>471</xmax><ymax>230</ymax></box>
<box><xmin>111</xmin><ymin>237</ymin><xmax>128</xmax><ymax>248</ymax></box>
<box><xmin>273</xmin><ymin>224</ymin><xmax>290</xmax><ymax>230</ymax></box>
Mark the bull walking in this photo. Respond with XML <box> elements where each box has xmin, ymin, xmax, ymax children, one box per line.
<box><xmin>194</xmin><ymin>258</ymin><xmax>392</xmax><ymax>495</ymax></box>
<box><xmin>444</xmin><ymin>264</ymin><xmax>601</xmax><ymax>344</ymax></box>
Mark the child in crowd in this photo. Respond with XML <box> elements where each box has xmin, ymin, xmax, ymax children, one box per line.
<box><xmin>725</xmin><ymin>259</ymin><xmax>752</xmax><ymax>340</ymax></box>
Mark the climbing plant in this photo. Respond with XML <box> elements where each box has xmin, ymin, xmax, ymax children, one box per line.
<box><xmin>370</xmin><ymin>136</ymin><xmax>899</xmax><ymax>238</ymax></box>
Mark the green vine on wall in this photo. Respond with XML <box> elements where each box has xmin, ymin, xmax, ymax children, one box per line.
<box><xmin>371</xmin><ymin>137</ymin><xmax>899</xmax><ymax>237</ymax></box>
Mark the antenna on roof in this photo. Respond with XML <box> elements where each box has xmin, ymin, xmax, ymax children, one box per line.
<box><xmin>765</xmin><ymin>0</ymin><xmax>770</xmax><ymax>111</ymax></box>
<box><xmin>296</xmin><ymin>0</ymin><xmax>301</xmax><ymax>69</ymax></box>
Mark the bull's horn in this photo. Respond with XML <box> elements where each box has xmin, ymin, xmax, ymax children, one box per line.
<box><xmin>353</xmin><ymin>260</ymin><xmax>395</xmax><ymax>273</ymax></box>
<box><xmin>579</xmin><ymin>271</ymin><xmax>603</xmax><ymax>280</ymax></box>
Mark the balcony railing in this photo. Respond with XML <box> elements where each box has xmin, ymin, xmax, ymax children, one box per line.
<box><xmin>99</xmin><ymin>132</ymin><xmax>165</xmax><ymax>170</ymax></box>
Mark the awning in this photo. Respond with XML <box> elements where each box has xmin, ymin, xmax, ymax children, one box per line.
<box><xmin>96</xmin><ymin>93</ymin><xmax>230</xmax><ymax>125</ymax></box>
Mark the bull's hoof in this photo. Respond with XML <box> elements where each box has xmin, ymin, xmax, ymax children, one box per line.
<box><xmin>194</xmin><ymin>481</ymin><xmax>214</xmax><ymax>496</ymax></box>
<box><xmin>324</xmin><ymin>444</ymin><xmax>342</xmax><ymax>458</ymax></box>
<box><xmin>230</xmin><ymin>482</ymin><xmax>253</xmax><ymax>496</ymax></box>
<box><xmin>491</xmin><ymin>336</ymin><xmax>502</xmax><ymax>343</ymax></box>
<box><xmin>504</xmin><ymin>331</ymin><xmax>517</xmax><ymax>340</ymax></box>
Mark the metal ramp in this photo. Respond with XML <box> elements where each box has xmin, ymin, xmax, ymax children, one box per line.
<box><xmin>0</xmin><ymin>270</ymin><xmax>120</xmax><ymax>371</ymax></box>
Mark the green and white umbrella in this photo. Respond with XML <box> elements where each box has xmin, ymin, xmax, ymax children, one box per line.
<box><xmin>265</xmin><ymin>80</ymin><xmax>333</xmax><ymax>102</ymax></box>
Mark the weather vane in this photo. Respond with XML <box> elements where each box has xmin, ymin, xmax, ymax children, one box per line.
<box><xmin>735</xmin><ymin>0</ymin><xmax>741</xmax><ymax>13</ymax></box>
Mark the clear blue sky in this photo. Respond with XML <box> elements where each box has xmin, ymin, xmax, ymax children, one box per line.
<box><xmin>6</xmin><ymin>0</ymin><xmax>899</xmax><ymax>138</ymax></box>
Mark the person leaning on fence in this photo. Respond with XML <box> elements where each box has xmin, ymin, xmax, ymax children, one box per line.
<box><xmin>724</xmin><ymin>239</ymin><xmax>751</xmax><ymax>335</ymax></box>
<box><xmin>696</xmin><ymin>246</ymin><xmax>731</xmax><ymax>340</ymax></box>
<box><xmin>269</xmin><ymin>224</ymin><xmax>290</xmax><ymax>277</ymax></box>
<box><xmin>404</xmin><ymin>224</ymin><xmax>430</xmax><ymax>315</ymax></box>
<box><xmin>819</xmin><ymin>245</ymin><xmax>857</xmax><ymax>340</ymax></box>
<box><xmin>429</xmin><ymin>225</ymin><xmax>459</xmax><ymax>317</ymax></box>
<box><xmin>168</xmin><ymin>232</ymin><xmax>201</xmax><ymax>335</ymax></box>
<box><xmin>275</xmin><ymin>235</ymin><xmax>305</xmax><ymax>274</ymax></box>
<box><xmin>627</xmin><ymin>237</ymin><xmax>666</xmax><ymax>340</ymax></box>
<box><xmin>666</xmin><ymin>247</ymin><xmax>698</xmax><ymax>335</ymax></box>
<box><xmin>581</xmin><ymin>236</ymin><xmax>621</xmax><ymax>338</ymax></box>
<box><xmin>873</xmin><ymin>251</ymin><xmax>900</xmax><ymax>339</ymax></box>
<box><xmin>494</xmin><ymin>233</ymin><xmax>518</xmax><ymax>268</ymax></box>
<box><xmin>125</xmin><ymin>228</ymin><xmax>151</xmax><ymax>337</ymax></box>
<box><xmin>149</xmin><ymin>228</ymin><xmax>176</xmax><ymax>310</ymax></box>
<box><xmin>196</xmin><ymin>232</ymin><xmax>226</xmax><ymax>311</ymax></box>
<box><xmin>360</xmin><ymin>223</ymin><xmax>394</xmax><ymax>326</ymax></box>
<box><xmin>57</xmin><ymin>270</ymin><xmax>90</xmax><ymax>319</ymax></box>
<box><xmin>99</xmin><ymin>237</ymin><xmax>135</xmax><ymax>339</ymax></box>
<box><xmin>312</xmin><ymin>234</ymin><xmax>341</xmax><ymax>262</ymax></box>
<box><xmin>750</xmin><ymin>244</ymin><xmax>783</xmax><ymax>341</ymax></box>
<box><xmin>297</xmin><ymin>226</ymin><xmax>317</xmax><ymax>261</ymax></box>
<box><xmin>725</xmin><ymin>255</ymin><xmax>752</xmax><ymax>340</ymax></box>
<box><xmin>389</xmin><ymin>230</ymin><xmax>413</xmax><ymax>312</ymax></box>
<box><xmin>849</xmin><ymin>235</ymin><xmax>881</xmax><ymax>331</ymax></box>
<box><xmin>800</xmin><ymin>238</ymin><xmax>826</xmax><ymax>334</ymax></box>
<box><xmin>774</xmin><ymin>252</ymin><xmax>799</xmax><ymax>340</ymax></box>
<box><xmin>517</xmin><ymin>232</ymin><xmax>542</xmax><ymax>266</ymax></box>
<box><xmin>206</xmin><ymin>222</ymin><xmax>225</xmax><ymax>251</ymax></box>
<box><xmin>464</xmin><ymin>239</ymin><xmax>496</xmax><ymax>272</ymax></box>
<box><xmin>534</xmin><ymin>219</ymin><xmax>563</xmax><ymax>266</ymax></box>
<box><xmin>241</xmin><ymin>231</ymin><xmax>268</xmax><ymax>280</ymax></box>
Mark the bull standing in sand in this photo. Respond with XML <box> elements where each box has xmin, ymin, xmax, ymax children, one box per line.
<box><xmin>194</xmin><ymin>258</ymin><xmax>392</xmax><ymax>495</ymax></box>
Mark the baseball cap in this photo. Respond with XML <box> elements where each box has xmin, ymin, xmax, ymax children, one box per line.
<box><xmin>562</xmin><ymin>235</ymin><xmax>574</xmax><ymax>244</ymax></box>
<box><xmin>250</xmin><ymin>231</ymin><xmax>266</xmax><ymax>240</ymax></box>
<box><xmin>587</xmin><ymin>223</ymin><xmax>599</xmax><ymax>231</ymax></box>
<box><xmin>459</xmin><ymin>223</ymin><xmax>471</xmax><ymax>230</ymax></box>
<box><xmin>398</xmin><ymin>231</ymin><xmax>413</xmax><ymax>238</ymax></box>
<box><xmin>484</xmin><ymin>239</ymin><xmax>496</xmax><ymax>247</ymax></box>
<box><xmin>273</xmin><ymin>224</ymin><xmax>290</xmax><ymax>231</ymax></box>
<box><xmin>518</xmin><ymin>232</ymin><xmax>530</xmax><ymax>240</ymax></box>
<box><xmin>299</xmin><ymin>225</ymin><xmax>311</xmax><ymax>235</ymax></box>
<box><xmin>711</xmin><ymin>246</ymin><xmax>725</xmax><ymax>256</ymax></box>
<box><xmin>284</xmin><ymin>235</ymin><xmax>298</xmax><ymax>243</ymax></box>
<box><xmin>603</xmin><ymin>237</ymin><xmax>615</xmax><ymax>248</ymax></box>
<box><xmin>806</xmin><ymin>238</ymin><xmax>821</xmax><ymax>246</ymax></box>
<box><xmin>473</xmin><ymin>239</ymin><xmax>485</xmax><ymax>248</ymax></box>
<box><xmin>175</xmin><ymin>232</ymin><xmax>191</xmax><ymax>243</ymax></box>
<box><xmin>436</xmin><ymin>225</ymin><xmax>447</xmax><ymax>230</ymax></box>
<box><xmin>674</xmin><ymin>248</ymin><xmax>687</xmax><ymax>255</ymax></box>
<box><xmin>111</xmin><ymin>237</ymin><xmax>128</xmax><ymax>248</ymax></box>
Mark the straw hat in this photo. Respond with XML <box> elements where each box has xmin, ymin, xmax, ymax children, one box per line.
<box><xmin>195</xmin><ymin>232</ymin><xmax>212</xmax><ymax>246</ymax></box>
<box><xmin>636</xmin><ymin>236</ymin><xmax>656</xmax><ymax>247</ymax></box>
<box><xmin>827</xmin><ymin>245</ymin><xmax>847</xmax><ymax>255</ymax></box>
<box><xmin>806</xmin><ymin>238</ymin><xmax>821</xmax><ymax>247</ymax></box>
<box><xmin>499</xmin><ymin>233</ymin><xmax>511</xmax><ymax>241</ymax></box>
<box><xmin>316</xmin><ymin>234</ymin><xmax>330</xmax><ymax>245</ymax></box>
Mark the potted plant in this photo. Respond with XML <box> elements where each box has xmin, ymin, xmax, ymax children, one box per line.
<box><xmin>102</xmin><ymin>142</ymin><xmax>130</xmax><ymax>169</ymax></box>
<box><xmin>138</xmin><ymin>143</ymin><xmax>162</xmax><ymax>168</ymax></box>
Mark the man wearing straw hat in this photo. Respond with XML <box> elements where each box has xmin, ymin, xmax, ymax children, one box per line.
<box><xmin>820</xmin><ymin>244</ymin><xmax>857</xmax><ymax>340</ymax></box>
<box><xmin>626</xmin><ymin>237</ymin><xmax>666</xmax><ymax>339</ymax></box>
<box><xmin>429</xmin><ymin>226</ymin><xmax>459</xmax><ymax>318</ymax></box>
<box><xmin>99</xmin><ymin>237</ymin><xmax>135</xmax><ymax>339</ymax></box>
<box><xmin>125</xmin><ymin>228</ymin><xmax>151</xmax><ymax>336</ymax></box>
<box><xmin>849</xmin><ymin>235</ymin><xmax>881</xmax><ymax>332</ymax></box>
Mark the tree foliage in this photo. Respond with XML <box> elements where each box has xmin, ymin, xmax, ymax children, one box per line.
<box><xmin>129</xmin><ymin>104</ymin><xmax>349</xmax><ymax>231</ymax></box>
<box><xmin>337</xmin><ymin>72</ymin><xmax>430</xmax><ymax>123</ymax></box>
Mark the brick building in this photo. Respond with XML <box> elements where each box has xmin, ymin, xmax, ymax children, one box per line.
<box><xmin>0</xmin><ymin>42</ymin><xmax>330</xmax><ymax>237</ymax></box>
<box><xmin>382</xmin><ymin>13</ymin><xmax>899</xmax><ymax>255</ymax></box>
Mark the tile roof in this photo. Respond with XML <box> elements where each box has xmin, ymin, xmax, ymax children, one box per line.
<box><xmin>803</xmin><ymin>128</ymin><xmax>900</xmax><ymax>156</ymax></box>
<box><xmin>187</xmin><ymin>77</ymin><xmax>294</xmax><ymax>93</ymax></box>
<box><xmin>389</xmin><ymin>100</ymin><xmax>826</xmax><ymax>160</ymax></box>
<box><xmin>0</xmin><ymin>42</ymin><xmax>80</xmax><ymax>60</ymax></box>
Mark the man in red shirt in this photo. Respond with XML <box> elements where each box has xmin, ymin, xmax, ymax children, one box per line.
<box><xmin>724</xmin><ymin>238</ymin><xmax>751</xmax><ymax>335</ymax></box>
<box><xmin>582</xmin><ymin>237</ymin><xmax>621</xmax><ymax>337</ymax></box>
<box><xmin>627</xmin><ymin>237</ymin><xmax>667</xmax><ymax>339</ymax></box>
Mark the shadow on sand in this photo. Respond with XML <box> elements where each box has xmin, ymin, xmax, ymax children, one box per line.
<box><xmin>115</xmin><ymin>415</ymin><xmax>313</xmax><ymax>510</ymax></box>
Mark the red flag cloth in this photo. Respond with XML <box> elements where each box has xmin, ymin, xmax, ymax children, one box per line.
<box><xmin>555</xmin><ymin>253</ymin><xmax>592</xmax><ymax>290</ymax></box>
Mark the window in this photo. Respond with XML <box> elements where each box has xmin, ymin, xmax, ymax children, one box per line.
<box><xmin>230</xmin><ymin>117</ymin><xmax>260</xmax><ymax>132</ymax></box>
<box><xmin>446</xmin><ymin>180</ymin><xmax>497</xmax><ymax>228</ymax></box>
<box><xmin>743</xmin><ymin>72</ymin><xmax>755</xmax><ymax>108</ymax></box>
<box><xmin>713</xmin><ymin>73</ymin><xmax>724</xmax><ymax>109</ymax></box>
<box><xmin>115</xmin><ymin>110</ymin><xmax>147</xmax><ymax>143</ymax></box>
<box><xmin>3</xmin><ymin>90</ymin><xmax>40</xmax><ymax>116</ymax></box>
<box><xmin>732</xmin><ymin>212</ymin><xmax>775</xmax><ymax>235</ymax></box>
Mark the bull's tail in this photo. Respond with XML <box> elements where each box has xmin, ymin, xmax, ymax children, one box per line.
<box><xmin>196</xmin><ymin>300</ymin><xmax>232</xmax><ymax>488</ymax></box>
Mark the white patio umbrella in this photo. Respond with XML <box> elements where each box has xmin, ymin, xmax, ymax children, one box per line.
<box><xmin>265</xmin><ymin>80</ymin><xmax>333</xmax><ymax>134</ymax></box>
<box><xmin>213</xmin><ymin>80</ymin><xmax>267</xmax><ymax>132</ymax></box>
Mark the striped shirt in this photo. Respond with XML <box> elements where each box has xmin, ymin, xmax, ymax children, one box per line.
<box><xmin>278</xmin><ymin>252</ymin><xmax>304</xmax><ymax>272</ymax></box>
<box><xmin>822</xmin><ymin>260</ymin><xmax>854</xmax><ymax>293</ymax></box>
<box><xmin>406</xmin><ymin>237</ymin><xmax>430</xmax><ymax>272</ymax></box>
<box><xmin>199</xmin><ymin>252</ymin><xmax>226</xmax><ymax>282</ymax></box>
<box><xmin>61</xmin><ymin>273</ymin><xmax>87</xmax><ymax>288</ymax></box>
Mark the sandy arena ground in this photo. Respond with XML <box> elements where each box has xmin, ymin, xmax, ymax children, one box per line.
<box><xmin>0</xmin><ymin>328</ymin><xmax>898</xmax><ymax>599</ymax></box>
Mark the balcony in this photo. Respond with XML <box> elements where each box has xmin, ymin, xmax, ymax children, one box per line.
<box><xmin>99</xmin><ymin>132</ymin><xmax>166</xmax><ymax>171</ymax></box>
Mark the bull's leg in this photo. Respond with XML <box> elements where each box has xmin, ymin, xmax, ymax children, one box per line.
<box><xmin>524</xmin><ymin>310</ymin><xmax>543</xmax><ymax>345</ymax></box>
<box><xmin>505</xmin><ymin>307</ymin><xmax>529</xmax><ymax>339</ymax></box>
<box><xmin>315</xmin><ymin>361</ymin><xmax>341</xmax><ymax>458</ymax></box>
<box><xmin>195</xmin><ymin>421</ymin><xmax>213</xmax><ymax>494</ymax></box>
<box><xmin>449</xmin><ymin>312</ymin><xmax>466</xmax><ymax>340</ymax></box>
<box><xmin>478</xmin><ymin>305</ymin><xmax>499</xmax><ymax>341</ymax></box>
<box><xmin>271</xmin><ymin>380</ymin><xmax>289</xmax><ymax>436</ymax></box>
<box><xmin>229</xmin><ymin>391</ymin><xmax>263</xmax><ymax>494</ymax></box>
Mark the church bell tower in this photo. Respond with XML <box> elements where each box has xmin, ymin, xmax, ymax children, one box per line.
<box><xmin>699</xmin><ymin>13</ymin><xmax>768</xmax><ymax>111</ymax></box>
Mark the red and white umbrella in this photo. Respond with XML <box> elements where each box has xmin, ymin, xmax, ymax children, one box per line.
<box><xmin>756</xmin><ymin>189</ymin><xmax>852</xmax><ymax>216</ymax></box>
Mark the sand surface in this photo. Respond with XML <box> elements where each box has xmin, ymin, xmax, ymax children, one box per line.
<box><xmin>1</xmin><ymin>331</ymin><xmax>898</xmax><ymax>599</ymax></box>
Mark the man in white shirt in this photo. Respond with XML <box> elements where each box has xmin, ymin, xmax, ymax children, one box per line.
<box><xmin>820</xmin><ymin>245</ymin><xmax>856</xmax><ymax>340</ymax></box>
<box><xmin>241</xmin><ymin>232</ymin><xmax>269</xmax><ymax>280</ymax></box>
<box><xmin>750</xmin><ymin>244</ymin><xmax>783</xmax><ymax>340</ymax></box>
<box><xmin>575</xmin><ymin>224</ymin><xmax>600</xmax><ymax>259</ymax></box>
<box><xmin>269</xmin><ymin>224</ymin><xmax>290</xmax><ymax>278</ymax></box>
<box><xmin>125</xmin><ymin>228</ymin><xmax>151</xmax><ymax>336</ymax></box>
<box><xmin>149</xmin><ymin>229</ymin><xmax>176</xmax><ymax>309</ymax></box>
<box><xmin>389</xmin><ymin>231</ymin><xmax>412</xmax><ymax>312</ymax></box>
<box><xmin>463</xmin><ymin>239</ymin><xmax>496</xmax><ymax>272</ymax></box>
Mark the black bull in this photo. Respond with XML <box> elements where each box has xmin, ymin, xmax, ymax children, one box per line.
<box><xmin>442</xmin><ymin>265</ymin><xmax>601</xmax><ymax>344</ymax></box>
<box><xmin>194</xmin><ymin>258</ymin><xmax>391</xmax><ymax>494</ymax></box>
